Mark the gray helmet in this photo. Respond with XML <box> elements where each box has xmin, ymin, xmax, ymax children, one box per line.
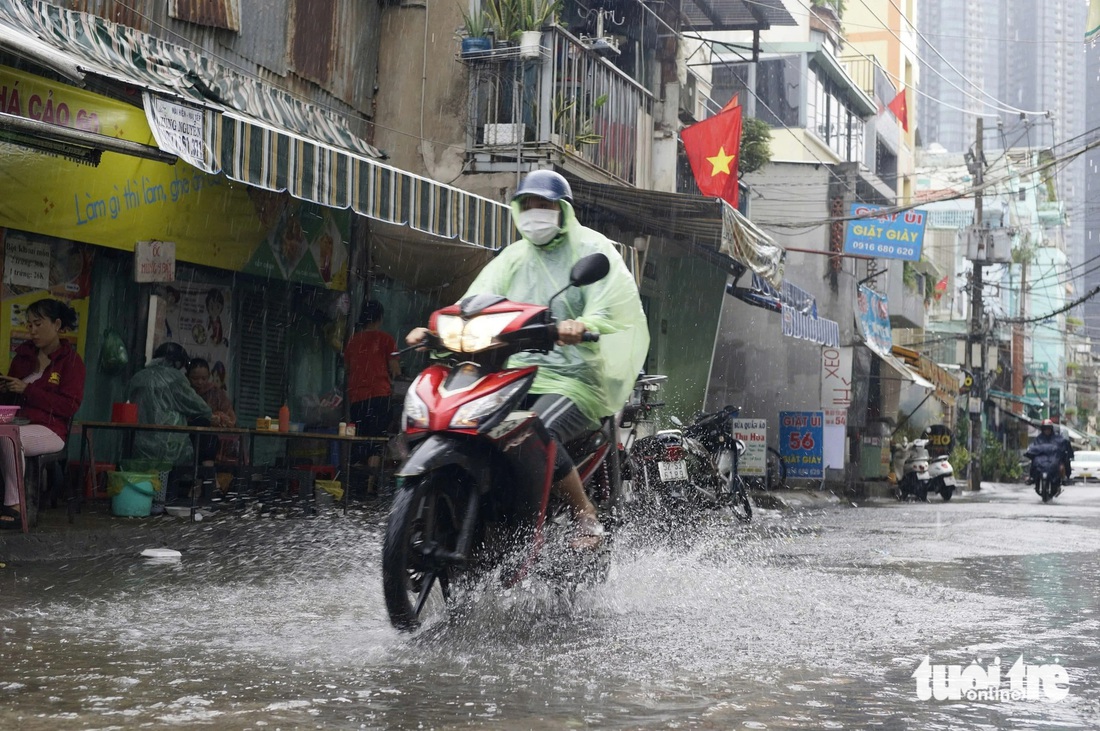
<box><xmin>512</xmin><ymin>170</ymin><xmax>573</xmax><ymax>204</ymax></box>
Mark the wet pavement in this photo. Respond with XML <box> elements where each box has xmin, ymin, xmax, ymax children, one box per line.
<box><xmin>1</xmin><ymin>482</ymin><xmax>1098</xmax><ymax>729</ymax></box>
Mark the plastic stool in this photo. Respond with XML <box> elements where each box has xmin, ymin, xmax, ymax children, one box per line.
<box><xmin>73</xmin><ymin>460</ymin><xmax>116</xmax><ymax>500</ymax></box>
<box><xmin>302</xmin><ymin>464</ymin><xmax>337</xmax><ymax>481</ymax></box>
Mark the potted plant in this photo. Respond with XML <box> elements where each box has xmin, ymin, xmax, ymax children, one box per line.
<box><xmin>484</xmin><ymin>0</ymin><xmax>519</xmax><ymax>46</ymax></box>
<box><xmin>517</xmin><ymin>0</ymin><xmax>558</xmax><ymax>57</ymax></box>
<box><xmin>458</xmin><ymin>6</ymin><xmax>493</xmax><ymax>56</ymax></box>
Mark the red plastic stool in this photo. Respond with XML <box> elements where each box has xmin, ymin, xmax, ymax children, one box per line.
<box><xmin>73</xmin><ymin>460</ymin><xmax>116</xmax><ymax>500</ymax></box>
<box><xmin>302</xmin><ymin>464</ymin><xmax>337</xmax><ymax>481</ymax></box>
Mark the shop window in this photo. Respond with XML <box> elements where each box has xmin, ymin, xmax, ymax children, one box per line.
<box><xmin>755</xmin><ymin>56</ymin><xmax>801</xmax><ymax>128</ymax></box>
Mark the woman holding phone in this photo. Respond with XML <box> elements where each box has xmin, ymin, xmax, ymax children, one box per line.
<box><xmin>0</xmin><ymin>299</ymin><xmax>85</xmax><ymax>528</ymax></box>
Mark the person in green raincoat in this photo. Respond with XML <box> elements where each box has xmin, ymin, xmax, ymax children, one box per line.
<box><xmin>407</xmin><ymin>170</ymin><xmax>649</xmax><ymax>549</ymax></box>
<box><xmin>127</xmin><ymin>342</ymin><xmax>213</xmax><ymax>466</ymax></box>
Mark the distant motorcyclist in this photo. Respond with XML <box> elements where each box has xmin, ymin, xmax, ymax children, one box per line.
<box><xmin>1026</xmin><ymin>419</ymin><xmax>1072</xmax><ymax>494</ymax></box>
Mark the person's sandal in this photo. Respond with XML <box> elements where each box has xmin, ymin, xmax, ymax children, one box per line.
<box><xmin>0</xmin><ymin>504</ymin><xmax>21</xmax><ymax>530</ymax></box>
<box><xmin>570</xmin><ymin>513</ymin><xmax>605</xmax><ymax>551</ymax></box>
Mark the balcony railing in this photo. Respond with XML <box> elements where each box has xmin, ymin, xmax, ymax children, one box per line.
<box><xmin>463</xmin><ymin>26</ymin><xmax>654</xmax><ymax>185</ymax></box>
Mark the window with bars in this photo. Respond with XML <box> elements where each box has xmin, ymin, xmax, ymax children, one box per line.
<box><xmin>235</xmin><ymin>283</ymin><xmax>291</xmax><ymax>423</ymax></box>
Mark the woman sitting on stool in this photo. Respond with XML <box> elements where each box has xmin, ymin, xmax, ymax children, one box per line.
<box><xmin>0</xmin><ymin>299</ymin><xmax>85</xmax><ymax>528</ymax></box>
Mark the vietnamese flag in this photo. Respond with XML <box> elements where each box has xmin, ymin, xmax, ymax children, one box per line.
<box><xmin>681</xmin><ymin>102</ymin><xmax>743</xmax><ymax>208</ymax></box>
<box><xmin>888</xmin><ymin>88</ymin><xmax>909</xmax><ymax>132</ymax></box>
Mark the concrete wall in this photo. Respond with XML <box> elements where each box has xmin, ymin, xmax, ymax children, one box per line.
<box><xmin>706</xmin><ymin>162</ymin><xmax>861</xmax><ymax>425</ymax></box>
<box><xmin>374</xmin><ymin>3</ymin><xmax>517</xmax><ymax>202</ymax></box>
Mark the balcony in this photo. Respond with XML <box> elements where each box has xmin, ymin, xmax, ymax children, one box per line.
<box><xmin>462</xmin><ymin>26</ymin><xmax>654</xmax><ymax>186</ymax></box>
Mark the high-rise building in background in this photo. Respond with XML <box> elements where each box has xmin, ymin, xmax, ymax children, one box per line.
<box><xmin>918</xmin><ymin>0</ymin><xmax>1086</xmax><ymax>295</ymax></box>
<box><xmin>1084</xmin><ymin>42</ymin><xmax>1100</xmax><ymax>343</ymax></box>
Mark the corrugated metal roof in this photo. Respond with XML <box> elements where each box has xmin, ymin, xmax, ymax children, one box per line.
<box><xmin>169</xmin><ymin>0</ymin><xmax>240</xmax><ymax>32</ymax></box>
<box><xmin>681</xmin><ymin>0</ymin><xmax>797</xmax><ymax>32</ymax></box>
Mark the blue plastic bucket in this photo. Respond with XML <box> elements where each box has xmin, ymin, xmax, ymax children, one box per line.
<box><xmin>111</xmin><ymin>479</ymin><xmax>155</xmax><ymax>517</ymax></box>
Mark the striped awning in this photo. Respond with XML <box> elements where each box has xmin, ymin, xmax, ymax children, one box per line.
<box><xmin>198</xmin><ymin>111</ymin><xmax>514</xmax><ymax>248</ymax></box>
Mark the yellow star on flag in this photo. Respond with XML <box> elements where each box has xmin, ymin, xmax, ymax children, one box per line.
<box><xmin>706</xmin><ymin>146</ymin><xmax>735</xmax><ymax>176</ymax></box>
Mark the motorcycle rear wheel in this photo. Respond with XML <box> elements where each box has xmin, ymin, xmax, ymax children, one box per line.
<box><xmin>1040</xmin><ymin>477</ymin><xmax>1055</xmax><ymax>503</ymax></box>
<box><xmin>382</xmin><ymin>472</ymin><xmax>465</xmax><ymax>631</ymax></box>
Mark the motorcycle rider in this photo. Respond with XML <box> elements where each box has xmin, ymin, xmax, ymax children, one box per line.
<box><xmin>1028</xmin><ymin>419</ymin><xmax>1073</xmax><ymax>491</ymax></box>
<box><xmin>407</xmin><ymin>170</ymin><xmax>650</xmax><ymax>549</ymax></box>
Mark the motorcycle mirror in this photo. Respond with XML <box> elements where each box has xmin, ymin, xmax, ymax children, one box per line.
<box><xmin>569</xmin><ymin>253</ymin><xmax>610</xmax><ymax>287</ymax></box>
<box><xmin>670</xmin><ymin>415</ymin><xmax>683</xmax><ymax>427</ymax></box>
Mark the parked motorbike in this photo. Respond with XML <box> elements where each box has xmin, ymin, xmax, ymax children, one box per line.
<box><xmin>925</xmin><ymin>447</ymin><xmax>956</xmax><ymax>501</ymax></box>
<box><xmin>1025</xmin><ymin>441</ymin><xmax>1064</xmax><ymax>503</ymax></box>
<box><xmin>381</xmin><ymin>254</ymin><xmax>621</xmax><ymax>630</ymax></box>
<box><xmin>625</xmin><ymin>405</ymin><xmax>752</xmax><ymax>522</ymax></box>
<box><xmin>891</xmin><ymin>438</ymin><xmax>933</xmax><ymax>501</ymax></box>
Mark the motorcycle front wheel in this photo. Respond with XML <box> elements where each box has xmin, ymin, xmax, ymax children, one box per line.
<box><xmin>727</xmin><ymin>475</ymin><xmax>752</xmax><ymax>522</ymax></box>
<box><xmin>382</xmin><ymin>471</ymin><xmax>465</xmax><ymax>631</ymax></box>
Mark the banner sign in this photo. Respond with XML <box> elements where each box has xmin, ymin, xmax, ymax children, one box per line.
<box><xmin>3</xmin><ymin>237</ymin><xmax>50</xmax><ymax>289</ymax></box>
<box><xmin>856</xmin><ymin>285</ymin><xmax>893</xmax><ymax>358</ymax></box>
<box><xmin>821</xmin><ymin>346</ymin><xmax>853</xmax><ymax>409</ymax></box>
<box><xmin>145</xmin><ymin>95</ymin><xmax>206</xmax><ymax>170</ymax></box>
<box><xmin>152</xmin><ymin>282</ymin><xmax>233</xmax><ymax>389</ymax></box>
<box><xmin>0</xmin><ymin>67</ymin><xmax>349</xmax><ymax>290</ymax></box>
<box><xmin>134</xmin><ymin>240</ymin><xmax>176</xmax><ymax>283</ymax></box>
<box><xmin>779</xmin><ymin>410</ymin><xmax>824</xmax><ymax>479</ymax></box>
<box><xmin>781</xmin><ymin>308</ymin><xmax>840</xmax><ymax>347</ymax></box>
<box><xmin>731</xmin><ymin>418</ymin><xmax>767</xmax><ymax>477</ymax></box>
<box><xmin>843</xmin><ymin>203</ymin><xmax>927</xmax><ymax>261</ymax></box>
<box><xmin>823</xmin><ymin>408</ymin><xmax>846</xmax><ymax>469</ymax></box>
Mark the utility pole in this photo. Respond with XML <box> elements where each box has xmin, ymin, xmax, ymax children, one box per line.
<box><xmin>968</xmin><ymin>118</ymin><xmax>985</xmax><ymax>492</ymax></box>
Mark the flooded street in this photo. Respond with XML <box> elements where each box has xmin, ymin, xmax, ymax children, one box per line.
<box><xmin>2</xmin><ymin>483</ymin><xmax>1099</xmax><ymax>730</ymax></box>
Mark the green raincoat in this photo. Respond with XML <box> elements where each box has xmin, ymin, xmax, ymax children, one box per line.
<box><xmin>127</xmin><ymin>357</ymin><xmax>213</xmax><ymax>465</ymax></box>
<box><xmin>463</xmin><ymin>200</ymin><xmax>650</xmax><ymax>425</ymax></box>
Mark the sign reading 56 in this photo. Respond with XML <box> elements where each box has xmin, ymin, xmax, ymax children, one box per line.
<box><xmin>788</xmin><ymin>431</ymin><xmax>816</xmax><ymax>451</ymax></box>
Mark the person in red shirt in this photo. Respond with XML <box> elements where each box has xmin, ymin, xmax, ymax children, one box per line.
<box><xmin>345</xmin><ymin>300</ymin><xmax>400</xmax><ymax>492</ymax></box>
<box><xmin>0</xmin><ymin>299</ymin><xmax>85</xmax><ymax>527</ymax></box>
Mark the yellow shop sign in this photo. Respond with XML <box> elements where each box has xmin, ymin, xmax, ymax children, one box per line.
<box><xmin>0</xmin><ymin>64</ymin><xmax>152</xmax><ymax>141</ymax></box>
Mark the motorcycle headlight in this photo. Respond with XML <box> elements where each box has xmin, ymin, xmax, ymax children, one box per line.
<box><xmin>450</xmin><ymin>380</ymin><xmax>528</xmax><ymax>429</ymax></box>
<box><xmin>403</xmin><ymin>379</ymin><xmax>429</xmax><ymax>430</ymax></box>
<box><xmin>436</xmin><ymin>313</ymin><xmax>518</xmax><ymax>353</ymax></box>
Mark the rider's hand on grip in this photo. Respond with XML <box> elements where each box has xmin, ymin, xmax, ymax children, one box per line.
<box><xmin>581</xmin><ymin>331</ymin><xmax>600</xmax><ymax>342</ymax></box>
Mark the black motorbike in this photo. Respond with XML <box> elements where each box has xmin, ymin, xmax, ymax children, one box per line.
<box><xmin>625</xmin><ymin>405</ymin><xmax>752</xmax><ymax>522</ymax></box>
<box><xmin>1025</xmin><ymin>441</ymin><xmax>1064</xmax><ymax>503</ymax></box>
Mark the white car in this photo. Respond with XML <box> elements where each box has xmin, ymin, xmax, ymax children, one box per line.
<box><xmin>1070</xmin><ymin>451</ymin><xmax>1100</xmax><ymax>484</ymax></box>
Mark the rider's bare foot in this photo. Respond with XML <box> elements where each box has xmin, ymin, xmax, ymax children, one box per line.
<box><xmin>570</xmin><ymin>512</ymin><xmax>605</xmax><ymax>550</ymax></box>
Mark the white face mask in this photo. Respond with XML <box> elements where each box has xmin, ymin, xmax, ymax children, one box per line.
<box><xmin>516</xmin><ymin>207</ymin><xmax>561</xmax><ymax>246</ymax></box>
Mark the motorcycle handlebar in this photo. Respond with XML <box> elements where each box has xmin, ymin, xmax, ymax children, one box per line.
<box><xmin>549</xmin><ymin>324</ymin><xmax>600</xmax><ymax>343</ymax></box>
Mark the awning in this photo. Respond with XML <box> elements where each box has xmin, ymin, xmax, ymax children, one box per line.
<box><xmin>0</xmin><ymin>1</ymin><xmax>516</xmax><ymax>251</ymax></box>
<box><xmin>872</xmin><ymin>350</ymin><xmax>925</xmax><ymax>387</ymax></box>
<box><xmin>988</xmin><ymin>389</ymin><xmax>1045</xmax><ymax>409</ymax></box>
<box><xmin>681</xmin><ymin>0</ymin><xmax>798</xmax><ymax>32</ymax></box>
<box><xmin>904</xmin><ymin>365</ymin><xmax>936</xmax><ymax>391</ymax></box>
<box><xmin>0</xmin><ymin>0</ymin><xmax>380</xmax><ymax>158</ymax></box>
<box><xmin>570</xmin><ymin>180</ymin><xmax>786</xmax><ymax>286</ymax></box>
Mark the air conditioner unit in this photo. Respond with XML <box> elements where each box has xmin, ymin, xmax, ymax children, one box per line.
<box><xmin>482</xmin><ymin>123</ymin><xmax>525</xmax><ymax>146</ymax></box>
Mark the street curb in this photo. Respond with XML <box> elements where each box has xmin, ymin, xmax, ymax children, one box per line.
<box><xmin>753</xmin><ymin>489</ymin><xmax>845</xmax><ymax>511</ymax></box>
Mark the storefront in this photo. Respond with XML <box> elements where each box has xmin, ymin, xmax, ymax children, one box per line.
<box><xmin>0</xmin><ymin>6</ymin><xmax>516</xmax><ymax>460</ymax></box>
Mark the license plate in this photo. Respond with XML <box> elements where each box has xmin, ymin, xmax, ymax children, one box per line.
<box><xmin>658</xmin><ymin>460</ymin><xmax>689</xmax><ymax>482</ymax></box>
<box><xmin>941</xmin><ymin>477</ymin><xmax>956</xmax><ymax>487</ymax></box>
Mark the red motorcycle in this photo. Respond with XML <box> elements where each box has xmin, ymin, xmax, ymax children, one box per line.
<box><xmin>382</xmin><ymin>254</ymin><xmax>622</xmax><ymax>630</ymax></box>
